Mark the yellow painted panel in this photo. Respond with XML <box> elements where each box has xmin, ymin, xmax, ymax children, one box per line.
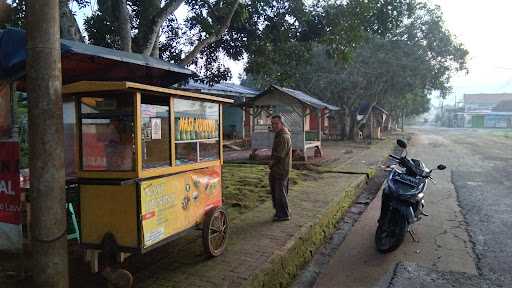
<box><xmin>80</xmin><ymin>184</ymin><xmax>138</xmax><ymax>248</ymax></box>
<box><xmin>77</xmin><ymin>171</ymin><xmax>137</xmax><ymax>179</ymax></box>
<box><xmin>139</xmin><ymin>165</ymin><xmax>222</xmax><ymax>248</ymax></box>
<box><xmin>140</xmin><ymin>160</ymin><xmax>220</xmax><ymax>178</ymax></box>
<box><xmin>63</xmin><ymin>81</ymin><xmax>128</xmax><ymax>94</ymax></box>
<box><xmin>220</xmin><ymin>104</ymin><xmax>224</xmax><ymax>165</ymax></box>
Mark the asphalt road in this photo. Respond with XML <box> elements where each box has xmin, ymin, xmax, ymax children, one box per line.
<box><xmin>442</xmin><ymin>128</ymin><xmax>512</xmax><ymax>286</ymax></box>
<box><xmin>308</xmin><ymin>128</ymin><xmax>512</xmax><ymax>288</ymax></box>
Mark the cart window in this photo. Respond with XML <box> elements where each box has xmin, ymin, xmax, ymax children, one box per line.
<box><xmin>141</xmin><ymin>94</ymin><xmax>170</xmax><ymax>169</ymax></box>
<box><xmin>199</xmin><ymin>140</ymin><xmax>220</xmax><ymax>162</ymax></box>
<box><xmin>80</xmin><ymin>94</ymin><xmax>134</xmax><ymax>171</ymax></box>
<box><xmin>175</xmin><ymin>142</ymin><xmax>198</xmax><ymax>166</ymax></box>
<box><xmin>174</xmin><ymin>98</ymin><xmax>220</xmax><ymax>165</ymax></box>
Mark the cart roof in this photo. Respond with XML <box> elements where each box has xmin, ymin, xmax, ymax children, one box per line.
<box><xmin>63</xmin><ymin>81</ymin><xmax>234</xmax><ymax>103</ymax></box>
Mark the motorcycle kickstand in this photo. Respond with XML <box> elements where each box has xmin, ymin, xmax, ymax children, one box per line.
<box><xmin>408</xmin><ymin>228</ymin><xmax>419</xmax><ymax>242</ymax></box>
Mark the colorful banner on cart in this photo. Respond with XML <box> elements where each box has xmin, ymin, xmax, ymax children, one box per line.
<box><xmin>140</xmin><ymin>166</ymin><xmax>222</xmax><ymax>248</ymax></box>
<box><xmin>0</xmin><ymin>141</ymin><xmax>22</xmax><ymax>251</ymax></box>
<box><xmin>0</xmin><ymin>141</ymin><xmax>21</xmax><ymax>225</ymax></box>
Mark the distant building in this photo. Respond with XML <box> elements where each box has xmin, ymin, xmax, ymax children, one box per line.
<box><xmin>459</xmin><ymin>93</ymin><xmax>512</xmax><ymax>128</ymax></box>
<box><xmin>250</xmin><ymin>85</ymin><xmax>339</xmax><ymax>161</ymax></box>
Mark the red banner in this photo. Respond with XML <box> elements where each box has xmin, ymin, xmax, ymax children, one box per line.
<box><xmin>0</xmin><ymin>141</ymin><xmax>21</xmax><ymax>225</ymax></box>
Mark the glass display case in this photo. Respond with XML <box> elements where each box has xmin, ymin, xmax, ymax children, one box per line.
<box><xmin>67</xmin><ymin>81</ymin><xmax>231</xmax><ymax>179</ymax></box>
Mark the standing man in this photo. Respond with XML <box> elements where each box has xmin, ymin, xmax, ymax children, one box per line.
<box><xmin>269</xmin><ymin>115</ymin><xmax>292</xmax><ymax>221</ymax></box>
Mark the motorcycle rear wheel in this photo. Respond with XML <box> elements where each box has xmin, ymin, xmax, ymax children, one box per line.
<box><xmin>375</xmin><ymin>208</ymin><xmax>407</xmax><ymax>253</ymax></box>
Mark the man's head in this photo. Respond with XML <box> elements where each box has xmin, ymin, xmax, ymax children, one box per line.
<box><xmin>271</xmin><ymin>115</ymin><xmax>285</xmax><ymax>132</ymax></box>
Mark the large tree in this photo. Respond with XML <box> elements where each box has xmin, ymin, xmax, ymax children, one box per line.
<box><xmin>82</xmin><ymin>0</ymin><xmax>244</xmax><ymax>81</ymax></box>
<box><xmin>243</xmin><ymin>0</ymin><xmax>468</xmax><ymax>139</ymax></box>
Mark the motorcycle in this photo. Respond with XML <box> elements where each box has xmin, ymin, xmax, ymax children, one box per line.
<box><xmin>375</xmin><ymin>139</ymin><xmax>446</xmax><ymax>253</ymax></box>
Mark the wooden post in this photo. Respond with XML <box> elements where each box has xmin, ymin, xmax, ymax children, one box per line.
<box><xmin>317</xmin><ymin>109</ymin><xmax>321</xmax><ymax>142</ymax></box>
<box><xmin>26</xmin><ymin>1</ymin><xmax>69</xmax><ymax>287</ymax></box>
<box><xmin>9</xmin><ymin>82</ymin><xmax>18</xmax><ymax>140</ymax></box>
<box><xmin>220</xmin><ymin>104</ymin><xmax>223</xmax><ymax>164</ymax></box>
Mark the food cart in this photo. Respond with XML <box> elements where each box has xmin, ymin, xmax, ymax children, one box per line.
<box><xmin>62</xmin><ymin>81</ymin><xmax>233</xmax><ymax>272</ymax></box>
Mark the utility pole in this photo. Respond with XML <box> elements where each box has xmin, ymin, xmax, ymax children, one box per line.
<box><xmin>26</xmin><ymin>1</ymin><xmax>69</xmax><ymax>287</ymax></box>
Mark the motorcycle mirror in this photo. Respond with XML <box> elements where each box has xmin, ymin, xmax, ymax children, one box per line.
<box><xmin>397</xmin><ymin>139</ymin><xmax>408</xmax><ymax>149</ymax></box>
<box><xmin>437</xmin><ymin>164</ymin><xmax>447</xmax><ymax>170</ymax></box>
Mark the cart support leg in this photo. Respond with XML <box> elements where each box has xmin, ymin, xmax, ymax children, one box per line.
<box><xmin>85</xmin><ymin>249</ymin><xmax>100</xmax><ymax>273</ymax></box>
<box><xmin>314</xmin><ymin>146</ymin><xmax>323</xmax><ymax>158</ymax></box>
<box><xmin>120</xmin><ymin>252</ymin><xmax>131</xmax><ymax>263</ymax></box>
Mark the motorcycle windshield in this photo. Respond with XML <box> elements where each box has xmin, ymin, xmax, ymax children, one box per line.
<box><xmin>389</xmin><ymin>171</ymin><xmax>425</xmax><ymax>198</ymax></box>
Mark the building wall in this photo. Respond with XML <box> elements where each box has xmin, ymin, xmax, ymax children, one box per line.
<box><xmin>222</xmin><ymin>105</ymin><xmax>244</xmax><ymax>139</ymax></box>
<box><xmin>252</xmin><ymin>91</ymin><xmax>307</xmax><ymax>150</ymax></box>
<box><xmin>253</xmin><ymin>91</ymin><xmax>305</xmax><ymax>133</ymax></box>
<box><xmin>484</xmin><ymin>115</ymin><xmax>510</xmax><ymax>128</ymax></box>
<box><xmin>465</xmin><ymin>114</ymin><xmax>512</xmax><ymax>128</ymax></box>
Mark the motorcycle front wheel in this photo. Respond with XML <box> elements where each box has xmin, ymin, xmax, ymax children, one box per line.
<box><xmin>375</xmin><ymin>208</ymin><xmax>407</xmax><ymax>253</ymax></box>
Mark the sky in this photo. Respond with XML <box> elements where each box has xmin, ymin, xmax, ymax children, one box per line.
<box><xmin>427</xmin><ymin>0</ymin><xmax>512</xmax><ymax>107</ymax></box>
<box><xmin>74</xmin><ymin>1</ymin><xmax>512</xmax><ymax>108</ymax></box>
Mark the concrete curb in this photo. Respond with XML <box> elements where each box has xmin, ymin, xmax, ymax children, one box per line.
<box><xmin>247</xmin><ymin>173</ymin><xmax>370</xmax><ymax>288</ymax></box>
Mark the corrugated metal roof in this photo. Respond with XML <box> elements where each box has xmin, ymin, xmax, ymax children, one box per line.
<box><xmin>182</xmin><ymin>80</ymin><xmax>260</xmax><ymax>97</ymax></box>
<box><xmin>61</xmin><ymin>39</ymin><xmax>193</xmax><ymax>76</ymax></box>
<box><xmin>269</xmin><ymin>85</ymin><xmax>340</xmax><ymax>110</ymax></box>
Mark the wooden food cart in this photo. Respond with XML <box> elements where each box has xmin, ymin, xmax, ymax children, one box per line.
<box><xmin>63</xmin><ymin>81</ymin><xmax>233</xmax><ymax>272</ymax></box>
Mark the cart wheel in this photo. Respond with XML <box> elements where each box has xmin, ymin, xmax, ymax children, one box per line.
<box><xmin>202</xmin><ymin>207</ymin><xmax>229</xmax><ymax>257</ymax></box>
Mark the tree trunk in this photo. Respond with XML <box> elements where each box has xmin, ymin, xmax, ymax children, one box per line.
<box><xmin>401</xmin><ymin>111</ymin><xmax>405</xmax><ymax>131</ymax></box>
<box><xmin>27</xmin><ymin>0</ymin><xmax>69</xmax><ymax>287</ymax></box>
<box><xmin>353</xmin><ymin>113</ymin><xmax>362</xmax><ymax>141</ymax></box>
<box><xmin>151</xmin><ymin>32</ymin><xmax>160</xmax><ymax>57</ymax></box>
<box><xmin>59</xmin><ymin>0</ymin><xmax>84</xmax><ymax>42</ymax></box>
<box><xmin>343</xmin><ymin>106</ymin><xmax>351</xmax><ymax>140</ymax></box>
<box><xmin>117</xmin><ymin>0</ymin><xmax>131</xmax><ymax>52</ymax></box>
<box><xmin>133</xmin><ymin>0</ymin><xmax>185</xmax><ymax>56</ymax></box>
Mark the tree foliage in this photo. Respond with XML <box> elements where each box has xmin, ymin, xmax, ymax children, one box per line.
<box><xmin>3</xmin><ymin>0</ymin><xmax>468</xmax><ymax>123</ymax></box>
<box><xmin>83</xmin><ymin>0</ymin><xmax>244</xmax><ymax>82</ymax></box>
<box><xmin>243</xmin><ymin>0</ymin><xmax>414</xmax><ymax>88</ymax></box>
<box><xmin>243</xmin><ymin>0</ymin><xmax>468</xmax><ymax>137</ymax></box>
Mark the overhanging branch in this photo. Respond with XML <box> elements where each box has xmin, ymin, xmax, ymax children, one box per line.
<box><xmin>140</xmin><ymin>0</ymin><xmax>185</xmax><ymax>56</ymax></box>
<box><xmin>180</xmin><ymin>0</ymin><xmax>240</xmax><ymax>66</ymax></box>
